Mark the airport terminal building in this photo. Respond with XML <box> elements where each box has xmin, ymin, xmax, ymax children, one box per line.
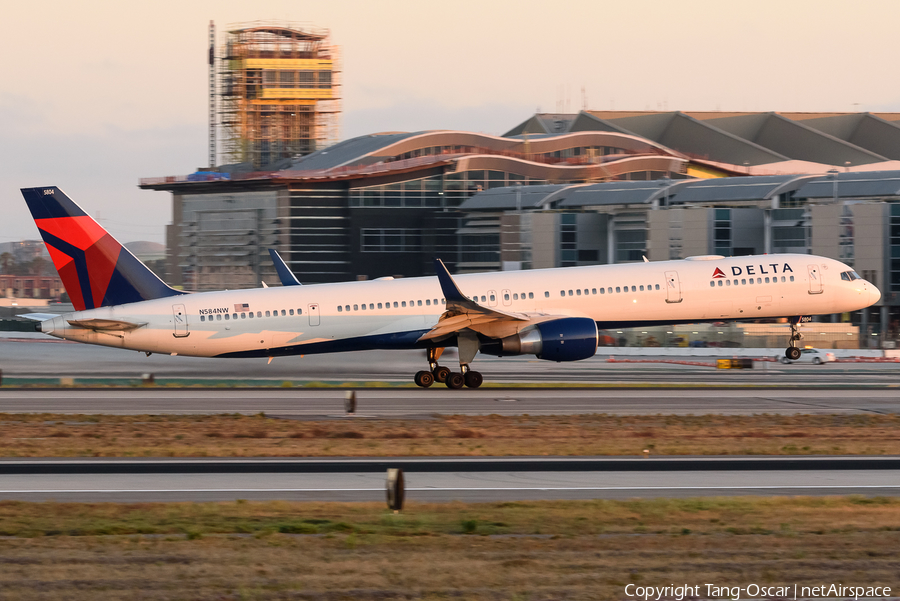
<box><xmin>140</xmin><ymin>110</ymin><xmax>900</xmax><ymax>345</ymax></box>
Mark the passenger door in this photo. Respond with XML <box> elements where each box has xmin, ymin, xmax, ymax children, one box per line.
<box><xmin>172</xmin><ymin>304</ymin><xmax>189</xmax><ymax>337</ymax></box>
<box><xmin>308</xmin><ymin>303</ymin><xmax>320</xmax><ymax>326</ymax></box>
<box><xmin>501</xmin><ymin>289</ymin><xmax>512</xmax><ymax>306</ymax></box>
<box><xmin>807</xmin><ymin>265</ymin><xmax>823</xmax><ymax>294</ymax></box>
<box><xmin>664</xmin><ymin>271</ymin><xmax>682</xmax><ymax>303</ymax></box>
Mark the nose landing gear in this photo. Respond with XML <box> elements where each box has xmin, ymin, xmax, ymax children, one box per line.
<box><xmin>785</xmin><ymin>316</ymin><xmax>803</xmax><ymax>360</ymax></box>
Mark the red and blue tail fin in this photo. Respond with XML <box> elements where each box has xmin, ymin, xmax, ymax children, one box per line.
<box><xmin>21</xmin><ymin>186</ymin><xmax>184</xmax><ymax>310</ymax></box>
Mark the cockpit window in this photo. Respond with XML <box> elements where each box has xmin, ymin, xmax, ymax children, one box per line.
<box><xmin>841</xmin><ymin>271</ymin><xmax>862</xmax><ymax>281</ymax></box>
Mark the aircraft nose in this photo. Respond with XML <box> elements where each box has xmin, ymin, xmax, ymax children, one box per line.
<box><xmin>869</xmin><ymin>283</ymin><xmax>882</xmax><ymax>305</ymax></box>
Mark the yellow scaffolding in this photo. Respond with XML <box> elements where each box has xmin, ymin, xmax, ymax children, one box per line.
<box><xmin>220</xmin><ymin>21</ymin><xmax>341</xmax><ymax>168</ymax></box>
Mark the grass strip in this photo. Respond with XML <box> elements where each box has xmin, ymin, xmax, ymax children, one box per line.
<box><xmin>1</xmin><ymin>412</ymin><xmax>900</xmax><ymax>457</ymax></box>
<box><xmin>0</xmin><ymin>497</ymin><xmax>898</xmax><ymax>600</ymax></box>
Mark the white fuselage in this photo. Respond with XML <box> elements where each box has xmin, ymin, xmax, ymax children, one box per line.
<box><xmin>40</xmin><ymin>254</ymin><xmax>879</xmax><ymax>360</ymax></box>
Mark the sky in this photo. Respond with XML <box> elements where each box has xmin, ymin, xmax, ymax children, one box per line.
<box><xmin>2</xmin><ymin>0</ymin><xmax>900</xmax><ymax>246</ymax></box>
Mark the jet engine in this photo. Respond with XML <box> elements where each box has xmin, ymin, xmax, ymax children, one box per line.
<box><xmin>480</xmin><ymin>317</ymin><xmax>599</xmax><ymax>362</ymax></box>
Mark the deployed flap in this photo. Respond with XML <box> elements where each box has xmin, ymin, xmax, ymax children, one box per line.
<box><xmin>268</xmin><ymin>249</ymin><xmax>301</xmax><ymax>286</ymax></box>
<box><xmin>67</xmin><ymin>318</ymin><xmax>147</xmax><ymax>331</ymax></box>
<box><xmin>419</xmin><ymin>259</ymin><xmax>528</xmax><ymax>343</ymax></box>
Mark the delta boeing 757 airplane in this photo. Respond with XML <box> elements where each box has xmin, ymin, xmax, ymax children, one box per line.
<box><xmin>21</xmin><ymin>186</ymin><xmax>881</xmax><ymax>389</ymax></box>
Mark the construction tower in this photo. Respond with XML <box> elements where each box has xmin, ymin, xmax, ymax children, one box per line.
<box><xmin>219</xmin><ymin>21</ymin><xmax>341</xmax><ymax>169</ymax></box>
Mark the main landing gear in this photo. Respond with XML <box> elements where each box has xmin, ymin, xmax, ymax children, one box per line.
<box><xmin>414</xmin><ymin>347</ymin><xmax>483</xmax><ymax>389</ymax></box>
<box><xmin>784</xmin><ymin>316</ymin><xmax>803</xmax><ymax>361</ymax></box>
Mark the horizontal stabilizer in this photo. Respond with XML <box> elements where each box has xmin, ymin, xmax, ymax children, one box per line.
<box><xmin>67</xmin><ymin>318</ymin><xmax>147</xmax><ymax>331</ymax></box>
<box><xmin>18</xmin><ymin>313</ymin><xmax>57</xmax><ymax>322</ymax></box>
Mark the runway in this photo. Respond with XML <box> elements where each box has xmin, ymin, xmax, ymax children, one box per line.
<box><xmin>2</xmin><ymin>338</ymin><xmax>899</xmax><ymax>388</ymax></box>
<box><xmin>1</xmin><ymin>457</ymin><xmax>897</xmax><ymax>502</ymax></box>
<box><xmin>1</xmin><ymin>387</ymin><xmax>899</xmax><ymax>415</ymax></box>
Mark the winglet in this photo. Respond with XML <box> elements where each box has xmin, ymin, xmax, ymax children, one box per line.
<box><xmin>433</xmin><ymin>258</ymin><xmax>467</xmax><ymax>303</ymax></box>
<box><xmin>268</xmin><ymin>249</ymin><xmax>301</xmax><ymax>286</ymax></box>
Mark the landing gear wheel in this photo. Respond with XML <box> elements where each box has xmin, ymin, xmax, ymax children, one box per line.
<box><xmin>464</xmin><ymin>370</ymin><xmax>483</xmax><ymax>389</ymax></box>
<box><xmin>414</xmin><ymin>370</ymin><xmax>434</xmax><ymax>388</ymax></box>
<box><xmin>785</xmin><ymin>347</ymin><xmax>801</xmax><ymax>361</ymax></box>
<box><xmin>445</xmin><ymin>372</ymin><xmax>465</xmax><ymax>389</ymax></box>
<box><xmin>433</xmin><ymin>365</ymin><xmax>450</xmax><ymax>383</ymax></box>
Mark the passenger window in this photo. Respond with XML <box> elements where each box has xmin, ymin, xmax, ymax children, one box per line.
<box><xmin>281</xmin><ymin>310</ymin><xmax>286</xmax><ymax>316</ymax></box>
<box><xmin>479</xmin><ymin>295</ymin><xmax>485</xmax><ymax>302</ymax></box>
<box><xmin>568</xmin><ymin>290</ymin><xmax>573</xmax><ymax>296</ymax></box>
<box><xmin>601</xmin><ymin>288</ymin><xmax>606</xmax><ymax>294</ymax></box>
<box><xmin>369</xmin><ymin>304</ymin><xmax>374</xmax><ymax>310</ymax></box>
<box><xmin>560</xmin><ymin>290</ymin><xmax>565</xmax><ymax>296</ymax></box>
<box><xmin>338</xmin><ymin>306</ymin><xmax>343</xmax><ymax>312</ymax></box>
<box><xmin>241</xmin><ymin>313</ymin><xmax>246</xmax><ymax>319</ymax></box>
<box><xmin>592</xmin><ymin>288</ymin><xmax>597</xmax><ymax>294</ymax></box>
<box><xmin>289</xmin><ymin>309</ymin><xmax>294</xmax><ymax>315</ymax></box>
<box><xmin>426</xmin><ymin>299</ymin><xmax>431</xmax><ymax>305</ymax></box>
<box><xmin>265</xmin><ymin>311</ymin><xmax>271</xmax><ymax>317</ymax></box>
<box><xmin>513</xmin><ymin>293</ymin><xmax>518</xmax><ymax>300</ymax></box>
<box><xmin>790</xmin><ymin>276</ymin><xmax>795</xmax><ymax>282</ymax></box>
<box><xmin>639</xmin><ymin>285</ymin><xmax>644</xmax><ymax>291</ymax></box>
<box><xmin>726</xmin><ymin>280</ymin><xmax>731</xmax><ymax>286</ymax></box>
<box><xmin>345</xmin><ymin>305</ymin><xmax>350</xmax><ymax>311</ymax></box>
<box><xmin>544</xmin><ymin>291</ymin><xmax>549</xmax><ymax>298</ymax></box>
<box><xmin>529</xmin><ymin>292</ymin><xmax>534</xmax><ymax>299</ymax></box>
<box><xmin>748</xmin><ymin>279</ymin><xmax>753</xmax><ymax>285</ymax></box>
<box><xmin>225</xmin><ymin>314</ymin><xmax>230</xmax><ymax>320</ymax></box>
<box><xmin>200</xmin><ymin>315</ymin><xmax>205</xmax><ymax>322</ymax></box>
<box><xmin>584</xmin><ymin>289</ymin><xmax>588</xmax><ymax>295</ymax></box>
<box><xmin>655</xmin><ymin>284</ymin><xmax>660</xmax><ymax>290</ymax></box>
<box><xmin>441</xmin><ymin>299</ymin><xmax>445</xmax><ymax>304</ymax></box>
<box><xmin>615</xmin><ymin>287</ymin><xmax>621</xmax><ymax>293</ymax></box>
<box><xmin>576</xmin><ymin>289</ymin><xmax>581</xmax><ymax>296</ymax></box>
<box><xmin>717</xmin><ymin>281</ymin><xmax>723</xmax><ymax>287</ymax></box>
<box><xmin>257</xmin><ymin>311</ymin><xmax>262</xmax><ymax>317</ymax></box>
<box><xmin>418</xmin><ymin>300</ymin><xmax>423</xmax><ymax>306</ymax></box>
<box><xmin>354</xmin><ymin>305</ymin><xmax>359</xmax><ymax>311</ymax></box>
<box><xmin>757</xmin><ymin>278</ymin><xmax>762</xmax><ymax>284</ymax></box>
<box><xmin>361</xmin><ymin>304</ymin><xmax>366</xmax><ymax>310</ymax></box>
<box><xmin>434</xmin><ymin>299</ymin><xmax>439</xmax><ymax>305</ymax></box>
<box><xmin>490</xmin><ymin>294</ymin><xmax>496</xmax><ymax>302</ymax></box>
<box><xmin>710</xmin><ymin>281</ymin><xmax>715</xmax><ymax>287</ymax></box>
<box><xmin>765</xmin><ymin>277</ymin><xmax>770</xmax><ymax>284</ymax></box>
<box><xmin>402</xmin><ymin>301</ymin><xmax>407</xmax><ymax>307</ymax></box>
<box><xmin>393</xmin><ymin>302</ymin><xmax>398</xmax><ymax>308</ymax></box>
<box><xmin>378</xmin><ymin>303</ymin><xmax>383</xmax><ymax>309</ymax></box>
<box><xmin>781</xmin><ymin>276</ymin><xmax>786</xmax><ymax>283</ymax></box>
<box><xmin>217</xmin><ymin>314</ymin><xmax>222</xmax><ymax>321</ymax></box>
<box><xmin>741</xmin><ymin>279</ymin><xmax>746</xmax><ymax>285</ymax></box>
<box><xmin>298</xmin><ymin>308</ymin><xmax>302</xmax><ymax>315</ymax></box>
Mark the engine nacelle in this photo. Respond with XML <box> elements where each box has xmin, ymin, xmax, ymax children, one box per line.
<box><xmin>481</xmin><ymin>317</ymin><xmax>599</xmax><ymax>362</ymax></box>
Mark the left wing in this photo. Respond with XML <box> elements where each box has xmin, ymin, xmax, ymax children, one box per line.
<box><xmin>417</xmin><ymin>259</ymin><xmax>529</xmax><ymax>343</ymax></box>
